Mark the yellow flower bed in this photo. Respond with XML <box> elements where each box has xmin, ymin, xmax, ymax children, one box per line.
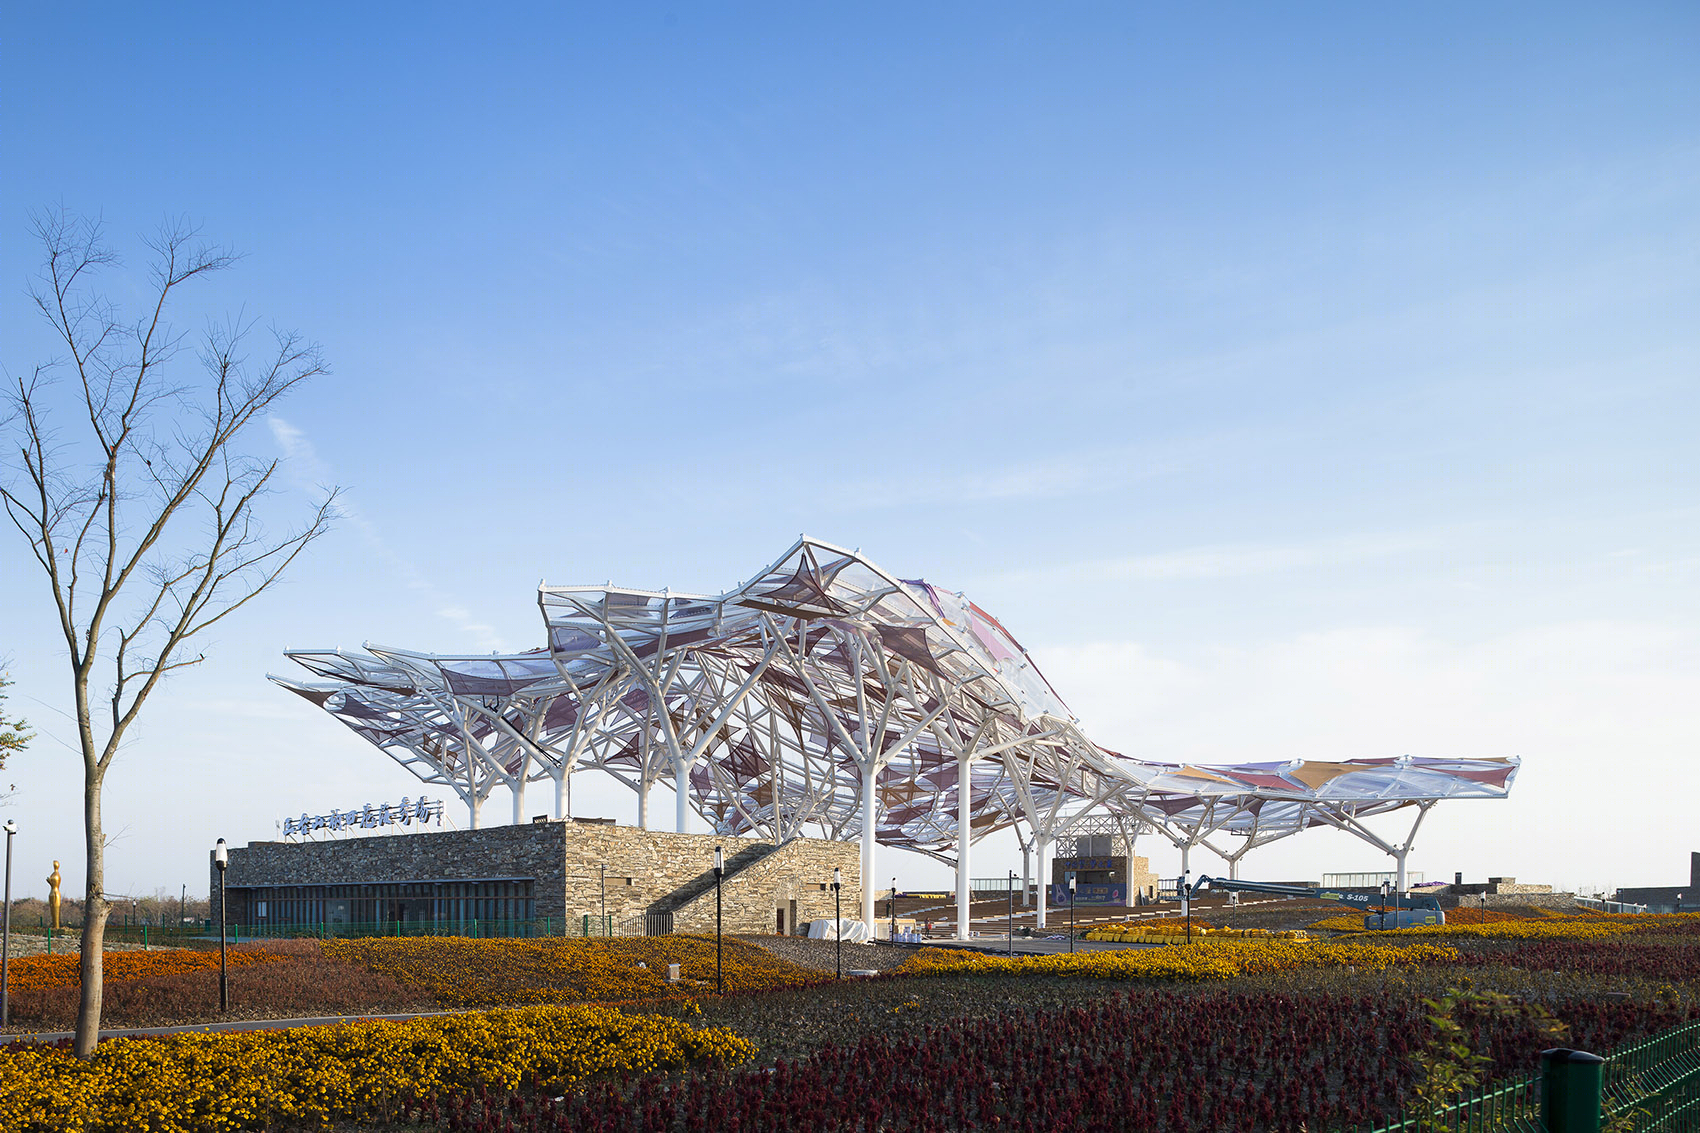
<box><xmin>1356</xmin><ymin>911</ymin><xmax>1700</xmax><ymax>942</ymax></box>
<box><xmin>324</xmin><ymin>933</ymin><xmax>821</xmax><ymax>1007</ymax></box>
<box><xmin>0</xmin><ymin>1004</ymin><xmax>755</xmax><ymax>1133</ymax></box>
<box><xmin>1083</xmin><ymin>924</ymin><xmax>1308</xmax><ymax>942</ymax></box>
<box><xmin>895</xmin><ymin>938</ymin><xmax>1456</xmax><ymax>981</ymax></box>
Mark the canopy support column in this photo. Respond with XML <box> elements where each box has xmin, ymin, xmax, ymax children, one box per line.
<box><xmin>1180</xmin><ymin>843</ymin><xmax>1192</xmax><ymax>917</ymax></box>
<box><xmin>1021</xmin><ymin>835</ymin><xmax>1032</xmax><ymax>908</ymax></box>
<box><xmin>675</xmin><ymin>762</ymin><xmax>690</xmax><ymax>833</ymax></box>
<box><xmin>956</xmin><ymin>750</ymin><xmax>971</xmax><ymax>940</ymax></box>
<box><xmin>1035</xmin><ymin>834</ymin><xmax>1051</xmax><ymax>928</ymax></box>
<box><xmin>861</xmin><ymin>771</ymin><xmax>876</xmax><ymax>929</ymax></box>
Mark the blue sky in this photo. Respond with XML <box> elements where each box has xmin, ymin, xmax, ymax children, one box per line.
<box><xmin>3</xmin><ymin>5</ymin><xmax>1697</xmax><ymax>904</ymax></box>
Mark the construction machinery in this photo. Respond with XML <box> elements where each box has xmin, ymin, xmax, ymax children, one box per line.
<box><xmin>1188</xmin><ymin>875</ymin><xmax>1445</xmax><ymax>929</ymax></box>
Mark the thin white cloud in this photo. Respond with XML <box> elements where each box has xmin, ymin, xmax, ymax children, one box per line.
<box><xmin>268</xmin><ymin>416</ymin><xmax>507</xmax><ymax>652</ymax></box>
<box><xmin>975</xmin><ymin>531</ymin><xmax>1439</xmax><ymax>588</ymax></box>
<box><xmin>819</xmin><ymin>439</ymin><xmax>1207</xmax><ymax>512</ymax></box>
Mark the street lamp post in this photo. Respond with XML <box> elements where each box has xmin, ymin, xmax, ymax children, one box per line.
<box><xmin>890</xmin><ymin>876</ymin><xmax>897</xmax><ymax>942</ymax></box>
<box><xmin>1183</xmin><ymin>870</ymin><xmax>1192</xmax><ymax>945</ymax></box>
<box><xmin>599</xmin><ymin>863</ymin><xmax>607</xmax><ymax>937</ymax></box>
<box><xmin>1068</xmin><ymin>874</ymin><xmax>1077</xmax><ymax>953</ymax></box>
<box><xmin>832</xmin><ymin>867</ymin><xmax>842</xmax><ymax>980</ymax></box>
<box><xmin>1380</xmin><ymin>880</ymin><xmax>1391</xmax><ymax>930</ymax></box>
<box><xmin>1007</xmin><ymin>870</ymin><xmax>1015</xmax><ymax>956</ymax></box>
<box><xmin>213</xmin><ymin>838</ymin><xmax>229</xmax><ymax>1012</ymax></box>
<box><xmin>713</xmin><ymin>845</ymin><xmax>724</xmax><ymax>994</ymax></box>
<box><xmin>3</xmin><ymin>819</ymin><xmax>16</xmax><ymax>1027</ymax></box>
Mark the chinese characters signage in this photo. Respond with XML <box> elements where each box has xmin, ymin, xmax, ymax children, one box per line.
<box><xmin>280</xmin><ymin>797</ymin><xmax>443</xmax><ymax>838</ymax></box>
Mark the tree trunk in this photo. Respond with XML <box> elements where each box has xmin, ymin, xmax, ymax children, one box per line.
<box><xmin>74</xmin><ymin>759</ymin><xmax>107</xmax><ymax>1057</ymax></box>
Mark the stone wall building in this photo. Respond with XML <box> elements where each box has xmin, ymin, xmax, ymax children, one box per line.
<box><xmin>211</xmin><ymin>819</ymin><xmax>863</xmax><ymax>936</ymax></box>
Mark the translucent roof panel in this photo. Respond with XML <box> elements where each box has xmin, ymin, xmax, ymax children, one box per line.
<box><xmin>271</xmin><ymin>537</ymin><xmax>1520</xmax><ymax>852</ymax></box>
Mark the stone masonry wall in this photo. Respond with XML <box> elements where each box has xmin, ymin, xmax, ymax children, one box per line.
<box><xmin>212</xmin><ymin>821</ymin><xmax>863</xmax><ymax>933</ymax></box>
<box><xmin>213</xmin><ymin>823</ymin><xmax>569</xmax><ymax>924</ymax></box>
<box><xmin>669</xmin><ymin>836</ymin><xmax>863</xmax><ymax>934</ymax></box>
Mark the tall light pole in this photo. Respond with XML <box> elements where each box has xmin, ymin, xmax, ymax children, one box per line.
<box><xmin>599</xmin><ymin>863</ymin><xmax>607</xmax><ymax>937</ymax></box>
<box><xmin>1183</xmin><ymin>869</ymin><xmax>1192</xmax><ymax>945</ymax></box>
<box><xmin>1007</xmin><ymin>869</ymin><xmax>1015</xmax><ymax>956</ymax></box>
<box><xmin>3</xmin><ymin>819</ymin><xmax>16</xmax><ymax>1027</ymax></box>
<box><xmin>214</xmin><ymin>838</ymin><xmax>229</xmax><ymax>1012</ymax></box>
<box><xmin>890</xmin><ymin>876</ymin><xmax>897</xmax><ymax>942</ymax></box>
<box><xmin>713</xmin><ymin>845</ymin><xmax>724</xmax><ymax>994</ymax></box>
<box><xmin>1380</xmin><ymin>879</ymin><xmax>1390</xmax><ymax>930</ymax></box>
<box><xmin>832</xmin><ymin>867</ymin><xmax>842</xmax><ymax>980</ymax></box>
<box><xmin>1068</xmin><ymin>874</ymin><xmax>1077</xmax><ymax>954</ymax></box>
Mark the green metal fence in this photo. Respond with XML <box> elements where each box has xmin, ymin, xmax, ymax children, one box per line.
<box><xmin>1344</xmin><ymin>1018</ymin><xmax>1700</xmax><ymax>1133</ymax></box>
<box><xmin>1603</xmin><ymin>1018</ymin><xmax>1700</xmax><ymax>1133</ymax></box>
<box><xmin>1351</xmin><ymin>1073</ymin><xmax>1543</xmax><ymax>1133</ymax></box>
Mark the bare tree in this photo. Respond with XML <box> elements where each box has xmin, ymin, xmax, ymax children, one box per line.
<box><xmin>1</xmin><ymin>211</ymin><xmax>337</xmax><ymax>1056</ymax></box>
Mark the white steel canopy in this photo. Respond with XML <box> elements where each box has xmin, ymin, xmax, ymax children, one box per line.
<box><xmin>271</xmin><ymin>537</ymin><xmax>1519</xmax><ymax>933</ymax></box>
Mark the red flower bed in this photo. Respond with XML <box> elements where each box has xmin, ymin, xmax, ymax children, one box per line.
<box><xmin>403</xmin><ymin>989</ymin><xmax>1696</xmax><ymax>1132</ymax></box>
<box><xmin>1447</xmin><ymin>935</ymin><xmax>1700</xmax><ymax>982</ymax></box>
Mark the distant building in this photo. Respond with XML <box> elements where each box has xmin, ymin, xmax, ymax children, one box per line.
<box><xmin>1614</xmin><ymin>852</ymin><xmax>1699</xmax><ymax>914</ymax></box>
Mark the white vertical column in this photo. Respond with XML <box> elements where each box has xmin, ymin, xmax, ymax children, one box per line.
<box><xmin>956</xmin><ymin>751</ymin><xmax>971</xmax><ymax>940</ymax></box>
<box><xmin>675</xmin><ymin>762</ymin><xmax>691</xmax><ymax>833</ymax></box>
<box><xmin>469</xmin><ymin>791</ymin><xmax>482</xmax><ymax>830</ymax></box>
<box><xmin>860</xmin><ymin>769</ymin><xmax>876</xmax><ymax>928</ymax></box>
<box><xmin>1035</xmin><ymin>833</ymin><xmax>1051</xmax><ymax>928</ymax></box>
<box><xmin>512</xmin><ymin>776</ymin><xmax>526</xmax><ymax>825</ymax></box>
<box><xmin>554</xmin><ymin>771</ymin><xmax>566</xmax><ymax>821</ymax></box>
<box><xmin>1395</xmin><ymin>847</ymin><xmax>1408</xmax><ymax>896</ymax></box>
<box><xmin>1122</xmin><ymin>829</ymin><xmax>1136</xmax><ymax>908</ymax></box>
<box><xmin>1022</xmin><ymin>839</ymin><xmax>1032</xmax><ymax>908</ymax></box>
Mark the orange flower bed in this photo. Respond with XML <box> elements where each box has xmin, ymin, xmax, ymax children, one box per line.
<box><xmin>324</xmin><ymin>934</ymin><xmax>824</xmax><ymax>1008</ymax></box>
<box><xmin>1430</xmin><ymin>907</ymin><xmax>1531</xmax><ymax>925</ymax></box>
<box><xmin>3</xmin><ymin>947</ymin><xmax>284</xmax><ymax>994</ymax></box>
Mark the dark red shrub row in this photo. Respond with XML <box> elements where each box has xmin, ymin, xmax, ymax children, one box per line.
<box><xmin>400</xmin><ymin>990</ymin><xmax>1696</xmax><ymax>1133</ymax></box>
<box><xmin>1450</xmin><ymin>939</ymin><xmax>1700</xmax><ymax>982</ymax></box>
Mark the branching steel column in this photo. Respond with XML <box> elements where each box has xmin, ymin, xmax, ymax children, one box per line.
<box><xmin>957</xmin><ymin>748</ymin><xmax>972</xmax><ymax>939</ymax></box>
<box><xmin>860</xmin><ymin>770</ymin><xmax>876</xmax><ymax>929</ymax></box>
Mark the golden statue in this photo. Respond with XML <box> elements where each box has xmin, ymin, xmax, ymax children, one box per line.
<box><xmin>47</xmin><ymin>860</ymin><xmax>62</xmax><ymax>930</ymax></box>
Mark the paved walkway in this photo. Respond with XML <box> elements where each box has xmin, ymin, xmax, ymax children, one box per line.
<box><xmin>0</xmin><ymin>1010</ymin><xmax>460</xmax><ymax>1045</ymax></box>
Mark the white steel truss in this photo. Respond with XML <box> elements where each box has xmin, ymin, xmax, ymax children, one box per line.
<box><xmin>270</xmin><ymin>537</ymin><xmax>1520</xmax><ymax>937</ymax></box>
